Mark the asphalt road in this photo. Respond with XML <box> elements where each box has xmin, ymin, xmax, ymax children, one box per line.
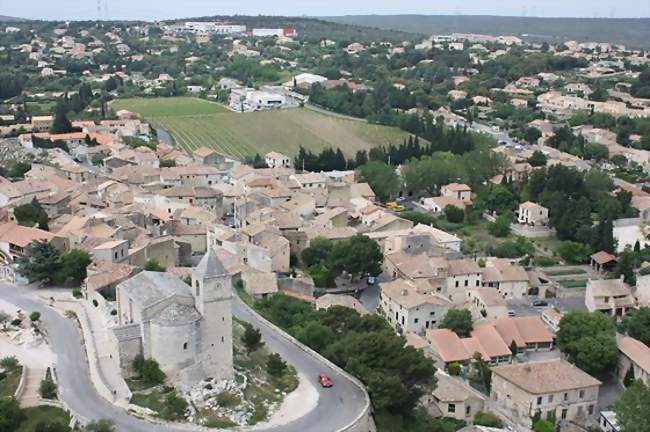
<box><xmin>0</xmin><ymin>283</ymin><xmax>368</xmax><ymax>432</ymax></box>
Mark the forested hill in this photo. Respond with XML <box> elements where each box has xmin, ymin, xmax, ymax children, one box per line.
<box><xmin>321</xmin><ymin>15</ymin><xmax>650</xmax><ymax>48</ymax></box>
<box><xmin>0</xmin><ymin>16</ymin><xmax>25</xmax><ymax>22</ymax></box>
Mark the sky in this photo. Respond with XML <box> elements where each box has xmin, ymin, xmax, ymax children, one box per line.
<box><xmin>1</xmin><ymin>0</ymin><xmax>649</xmax><ymax>21</ymax></box>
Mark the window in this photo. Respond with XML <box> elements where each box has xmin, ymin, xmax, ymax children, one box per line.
<box><xmin>414</xmin><ymin>318</ymin><xmax>419</xmax><ymax>324</ymax></box>
<box><xmin>588</xmin><ymin>405</ymin><xmax>594</xmax><ymax>415</ymax></box>
<box><xmin>464</xmin><ymin>280</ymin><xmax>468</xmax><ymax>287</ymax></box>
<box><xmin>537</xmin><ymin>396</ymin><xmax>543</xmax><ymax>405</ymax></box>
<box><xmin>455</xmin><ymin>281</ymin><xmax>459</xmax><ymax>288</ymax></box>
<box><xmin>195</xmin><ymin>282</ymin><xmax>200</xmax><ymax>297</ymax></box>
<box><xmin>466</xmin><ymin>405</ymin><xmax>471</xmax><ymax>415</ymax></box>
<box><xmin>563</xmin><ymin>392</ymin><xmax>568</xmax><ymax>401</ymax></box>
<box><xmin>548</xmin><ymin>395</ymin><xmax>553</xmax><ymax>403</ymax></box>
<box><xmin>476</xmin><ymin>280</ymin><xmax>480</xmax><ymax>287</ymax></box>
<box><xmin>183</xmin><ymin>342</ymin><xmax>188</xmax><ymax>350</ymax></box>
<box><xmin>221</xmin><ymin>336</ymin><xmax>224</xmax><ymax>343</ymax></box>
<box><xmin>579</xmin><ymin>389</ymin><xmax>584</xmax><ymax>399</ymax></box>
<box><xmin>561</xmin><ymin>409</ymin><xmax>568</xmax><ymax>420</ymax></box>
<box><xmin>448</xmin><ymin>404</ymin><xmax>456</xmax><ymax>413</ymax></box>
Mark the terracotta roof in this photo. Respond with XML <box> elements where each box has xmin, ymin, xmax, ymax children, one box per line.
<box><xmin>0</xmin><ymin>223</ymin><xmax>54</xmax><ymax>248</ymax></box>
<box><xmin>193</xmin><ymin>146</ymin><xmax>216</xmax><ymax>158</ymax></box>
<box><xmin>618</xmin><ymin>335</ymin><xmax>650</xmax><ymax>374</ymax></box>
<box><xmin>591</xmin><ymin>251</ymin><xmax>617</xmax><ymax>265</ymax></box>
<box><xmin>426</xmin><ymin>328</ymin><xmax>472</xmax><ymax>363</ymax></box>
<box><xmin>448</xmin><ymin>259</ymin><xmax>481</xmax><ymax>276</ymax></box>
<box><xmin>444</xmin><ymin>183</ymin><xmax>471</xmax><ymax>192</ymax></box>
<box><xmin>491</xmin><ymin>359</ymin><xmax>601</xmax><ymax>394</ymax></box>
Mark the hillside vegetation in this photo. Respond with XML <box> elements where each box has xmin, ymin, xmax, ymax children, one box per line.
<box><xmin>323</xmin><ymin>15</ymin><xmax>650</xmax><ymax>48</ymax></box>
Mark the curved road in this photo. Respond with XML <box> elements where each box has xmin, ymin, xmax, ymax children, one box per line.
<box><xmin>0</xmin><ymin>283</ymin><xmax>368</xmax><ymax>432</ymax></box>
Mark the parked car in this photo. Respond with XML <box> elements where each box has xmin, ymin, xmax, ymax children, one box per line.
<box><xmin>508</xmin><ymin>310</ymin><xmax>516</xmax><ymax>317</ymax></box>
<box><xmin>318</xmin><ymin>373</ymin><xmax>333</xmax><ymax>388</ymax></box>
<box><xmin>533</xmin><ymin>300</ymin><xmax>548</xmax><ymax>307</ymax></box>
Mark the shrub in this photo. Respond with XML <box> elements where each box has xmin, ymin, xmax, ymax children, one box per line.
<box><xmin>30</xmin><ymin>311</ymin><xmax>41</xmax><ymax>322</ymax></box>
<box><xmin>0</xmin><ymin>356</ymin><xmax>20</xmax><ymax>370</ymax></box>
<box><xmin>267</xmin><ymin>353</ymin><xmax>288</xmax><ymax>377</ymax></box>
<box><xmin>160</xmin><ymin>391</ymin><xmax>188</xmax><ymax>421</ymax></box>
<box><xmin>488</xmin><ymin>214</ymin><xmax>511</xmax><ymax>237</ymax></box>
<box><xmin>242</xmin><ymin>323</ymin><xmax>264</xmax><ymax>353</ymax></box>
<box><xmin>473</xmin><ymin>411</ymin><xmax>503</xmax><ymax>428</ymax></box>
<box><xmin>444</xmin><ymin>205</ymin><xmax>465</xmax><ymax>223</ymax></box>
<box><xmin>132</xmin><ymin>354</ymin><xmax>165</xmax><ymax>386</ymax></box>
<box><xmin>216</xmin><ymin>391</ymin><xmax>241</xmax><ymax>407</ymax></box>
<box><xmin>447</xmin><ymin>362</ymin><xmax>461</xmax><ymax>376</ymax></box>
<box><xmin>534</xmin><ymin>256</ymin><xmax>557</xmax><ymax>267</ymax></box>
<box><xmin>72</xmin><ymin>288</ymin><xmax>82</xmax><ymax>299</ymax></box>
<box><xmin>39</xmin><ymin>376</ymin><xmax>58</xmax><ymax>399</ymax></box>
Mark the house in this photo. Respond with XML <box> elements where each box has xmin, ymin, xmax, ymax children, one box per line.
<box><xmin>617</xmin><ymin>335</ymin><xmax>650</xmax><ymax>386</ymax></box>
<box><xmin>441</xmin><ymin>183</ymin><xmax>472</xmax><ymax>202</ymax></box>
<box><xmin>0</xmin><ymin>222</ymin><xmax>65</xmax><ymax>264</ymax></box>
<box><xmin>379</xmin><ymin>279</ymin><xmax>452</xmax><ymax>335</ymax></box>
<box><xmin>113</xmin><ymin>250</ymin><xmax>233</xmax><ymax>384</ymax></box>
<box><xmin>315</xmin><ymin>294</ymin><xmax>369</xmax><ymax>316</ymax></box>
<box><xmin>240</xmin><ymin>271</ymin><xmax>278</xmax><ymax>299</ymax></box>
<box><xmin>290</xmin><ymin>172</ymin><xmax>327</xmax><ymax>190</ymax></box>
<box><xmin>425</xmin><ymin>327</ymin><xmax>512</xmax><ymax>368</ymax></box>
<box><xmin>418</xmin><ymin>196</ymin><xmax>467</xmax><ymax>214</ymax></box>
<box><xmin>264</xmin><ymin>151</ymin><xmax>291</xmax><ymax>169</ymax></box>
<box><xmin>541</xmin><ymin>309</ymin><xmax>563</xmax><ymax>334</ymax></box>
<box><xmin>424</xmin><ymin>370</ymin><xmax>486</xmax><ymax>421</ymax></box>
<box><xmin>467</xmin><ymin>288</ymin><xmax>508</xmax><ymax>319</ymax></box>
<box><xmin>192</xmin><ymin>147</ymin><xmax>221</xmax><ymax>166</ymax></box>
<box><xmin>517</xmin><ymin>202</ymin><xmax>549</xmax><ymax>226</ymax></box>
<box><xmin>491</xmin><ymin>359</ymin><xmax>601</xmax><ymax>429</ymax></box>
<box><xmin>91</xmin><ymin>239</ymin><xmax>129</xmax><ymax>263</ymax></box>
<box><xmin>489</xmin><ymin>317</ymin><xmax>554</xmax><ymax>352</ymax></box>
<box><xmin>590</xmin><ymin>251</ymin><xmax>617</xmax><ymax>273</ymax></box>
<box><xmin>585</xmin><ymin>278</ymin><xmax>634</xmax><ymax>318</ymax></box>
<box><xmin>446</xmin><ymin>259</ymin><xmax>483</xmax><ymax>304</ymax></box>
<box><xmin>481</xmin><ymin>259</ymin><xmax>530</xmax><ymax>299</ymax></box>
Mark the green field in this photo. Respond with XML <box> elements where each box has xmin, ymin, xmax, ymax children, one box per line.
<box><xmin>111</xmin><ymin>97</ymin><xmax>413</xmax><ymax>159</ymax></box>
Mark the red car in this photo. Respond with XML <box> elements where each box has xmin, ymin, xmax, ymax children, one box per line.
<box><xmin>318</xmin><ymin>373</ymin><xmax>333</xmax><ymax>388</ymax></box>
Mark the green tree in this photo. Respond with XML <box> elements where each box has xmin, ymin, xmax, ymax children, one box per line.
<box><xmin>295</xmin><ymin>321</ymin><xmax>336</xmax><ymax>351</ymax></box>
<box><xmin>85</xmin><ymin>419</ymin><xmax>115</xmax><ymax>432</ymax></box>
<box><xmin>160</xmin><ymin>391</ymin><xmax>188</xmax><ymax>421</ymax></box>
<box><xmin>29</xmin><ymin>311</ymin><xmax>40</xmax><ymax>322</ymax></box>
<box><xmin>242</xmin><ymin>323</ymin><xmax>264</xmax><ymax>353</ymax></box>
<box><xmin>356</xmin><ymin>161</ymin><xmax>400</xmax><ymax>201</ymax></box>
<box><xmin>59</xmin><ymin>249</ymin><xmax>91</xmax><ymax>286</ymax></box>
<box><xmin>132</xmin><ymin>354</ymin><xmax>165</xmax><ymax>386</ymax></box>
<box><xmin>557</xmin><ymin>241</ymin><xmax>592</xmax><ymax>264</ymax></box>
<box><xmin>13</xmin><ymin>198</ymin><xmax>49</xmax><ymax>230</ymax></box>
<box><xmin>440</xmin><ymin>309</ymin><xmax>473</xmax><ymax>337</ymax></box>
<box><xmin>17</xmin><ymin>241</ymin><xmax>63</xmax><ymax>285</ymax></box>
<box><xmin>485</xmin><ymin>185</ymin><xmax>517</xmax><ymax>214</ymax></box>
<box><xmin>39</xmin><ymin>377</ymin><xmax>57</xmax><ymax>399</ymax></box>
<box><xmin>266</xmin><ymin>353</ymin><xmax>288</xmax><ymax>377</ymax></box>
<box><xmin>614</xmin><ymin>380</ymin><xmax>650</xmax><ymax>432</ymax></box>
<box><xmin>524</xmin><ymin>127</ymin><xmax>542</xmax><ymax>145</ymax></box>
<box><xmin>35</xmin><ymin>421</ymin><xmax>70</xmax><ymax>432</ymax></box>
<box><xmin>444</xmin><ymin>205</ymin><xmax>464</xmax><ymax>223</ymax></box>
<box><xmin>473</xmin><ymin>411</ymin><xmax>503</xmax><ymax>428</ymax></box>
<box><xmin>301</xmin><ymin>237</ymin><xmax>333</xmax><ymax>268</ymax></box>
<box><xmin>0</xmin><ymin>398</ymin><xmax>25</xmax><ymax>432</ymax></box>
<box><xmin>528</xmin><ymin>150</ymin><xmax>547</xmax><ymax>167</ymax></box>
<box><xmin>614</xmin><ymin>250</ymin><xmax>636</xmax><ymax>286</ymax></box>
<box><xmin>328</xmin><ymin>234</ymin><xmax>382</xmax><ymax>280</ymax></box>
<box><xmin>488</xmin><ymin>215</ymin><xmax>511</xmax><ymax>237</ymax></box>
<box><xmin>472</xmin><ymin>352</ymin><xmax>492</xmax><ymax>392</ymax></box>
<box><xmin>622</xmin><ymin>308</ymin><xmax>650</xmax><ymax>347</ymax></box>
<box><xmin>143</xmin><ymin>259</ymin><xmax>166</xmax><ymax>272</ymax></box>
<box><xmin>50</xmin><ymin>100</ymin><xmax>74</xmax><ymax>134</ymax></box>
<box><xmin>556</xmin><ymin>311</ymin><xmax>617</xmax><ymax>375</ymax></box>
<box><xmin>533</xmin><ymin>419</ymin><xmax>555</xmax><ymax>432</ymax></box>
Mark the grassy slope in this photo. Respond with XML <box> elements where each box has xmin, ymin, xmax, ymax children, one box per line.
<box><xmin>113</xmin><ymin>97</ymin><xmax>411</xmax><ymax>159</ymax></box>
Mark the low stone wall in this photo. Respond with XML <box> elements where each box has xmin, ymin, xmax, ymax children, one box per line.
<box><xmin>13</xmin><ymin>365</ymin><xmax>27</xmax><ymax>400</ymax></box>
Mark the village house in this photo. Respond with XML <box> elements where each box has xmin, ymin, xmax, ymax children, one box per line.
<box><xmin>425</xmin><ymin>327</ymin><xmax>512</xmax><ymax>369</ymax></box>
<box><xmin>315</xmin><ymin>294</ymin><xmax>369</xmax><ymax>316</ymax></box>
<box><xmin>424</xmin><ymin>370</ymin><xmax>486</xmax><ymax>422</ymax></box>
<box><xmin>466</xmin><ymin>288</ymin><xmax>508</xmax><ymax>319</ymax></box>
<box><xmin>264</xmin><ymin>151</ymin><xmax>291</xmax><ymax>169</ymax></box>
<box><xmin>490</xmin><ymin>359</ymin><xmax>601</xmax><ymax>429</ymax></box>
<box><xmin>585</xmin><ymin>278</ymin><xmax>634</xmax><ymax>318</ymax></box>
<box><xmin>379</xmin><ymin>279</ymin><xmax>452</xmax><ymax>335</ymax></box>
<box><xmin>617</xmin><ymin>335</ymin><xmax>650</xmax><ymax>386</ymax></box>
<box><xmin>441</xmin><ymin>183</ymin><xmax>472</xmax><ymax>202</ymax></box>
<box><xmin>481</xmin><ymin>259</ymin><xmax>530</xmax><ymax>299</ymax></box>
<box><xmin>517</xmin><ymin>202</ymin><xmax>549</xmax><ymax>226</ymax></box>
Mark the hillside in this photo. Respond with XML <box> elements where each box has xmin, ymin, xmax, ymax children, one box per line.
<box><xmin>0</xmin><ymin>16</ymin><xmax>25</xmax><ymax>22</ymax></box>
<box><xmin>112</xmin><ymin>97</ymin><xmax>413</xmax><ymax>160</ymax></box>
<box><xmin>322</xmin><ymin>15</ymin><xmax>650</xmax><ymax>48</ymax></box>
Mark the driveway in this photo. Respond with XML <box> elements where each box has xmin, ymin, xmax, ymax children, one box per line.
<box><xmin>0</xmin><ymin>283</ymin><xmax>368</xmax><ymax>432</ymax></box>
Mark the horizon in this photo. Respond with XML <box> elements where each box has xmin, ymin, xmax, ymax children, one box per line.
<box><xmin>1</xmin><ymin>0</ymin><xmax>649</xmax><ymax>21</ymax></box>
